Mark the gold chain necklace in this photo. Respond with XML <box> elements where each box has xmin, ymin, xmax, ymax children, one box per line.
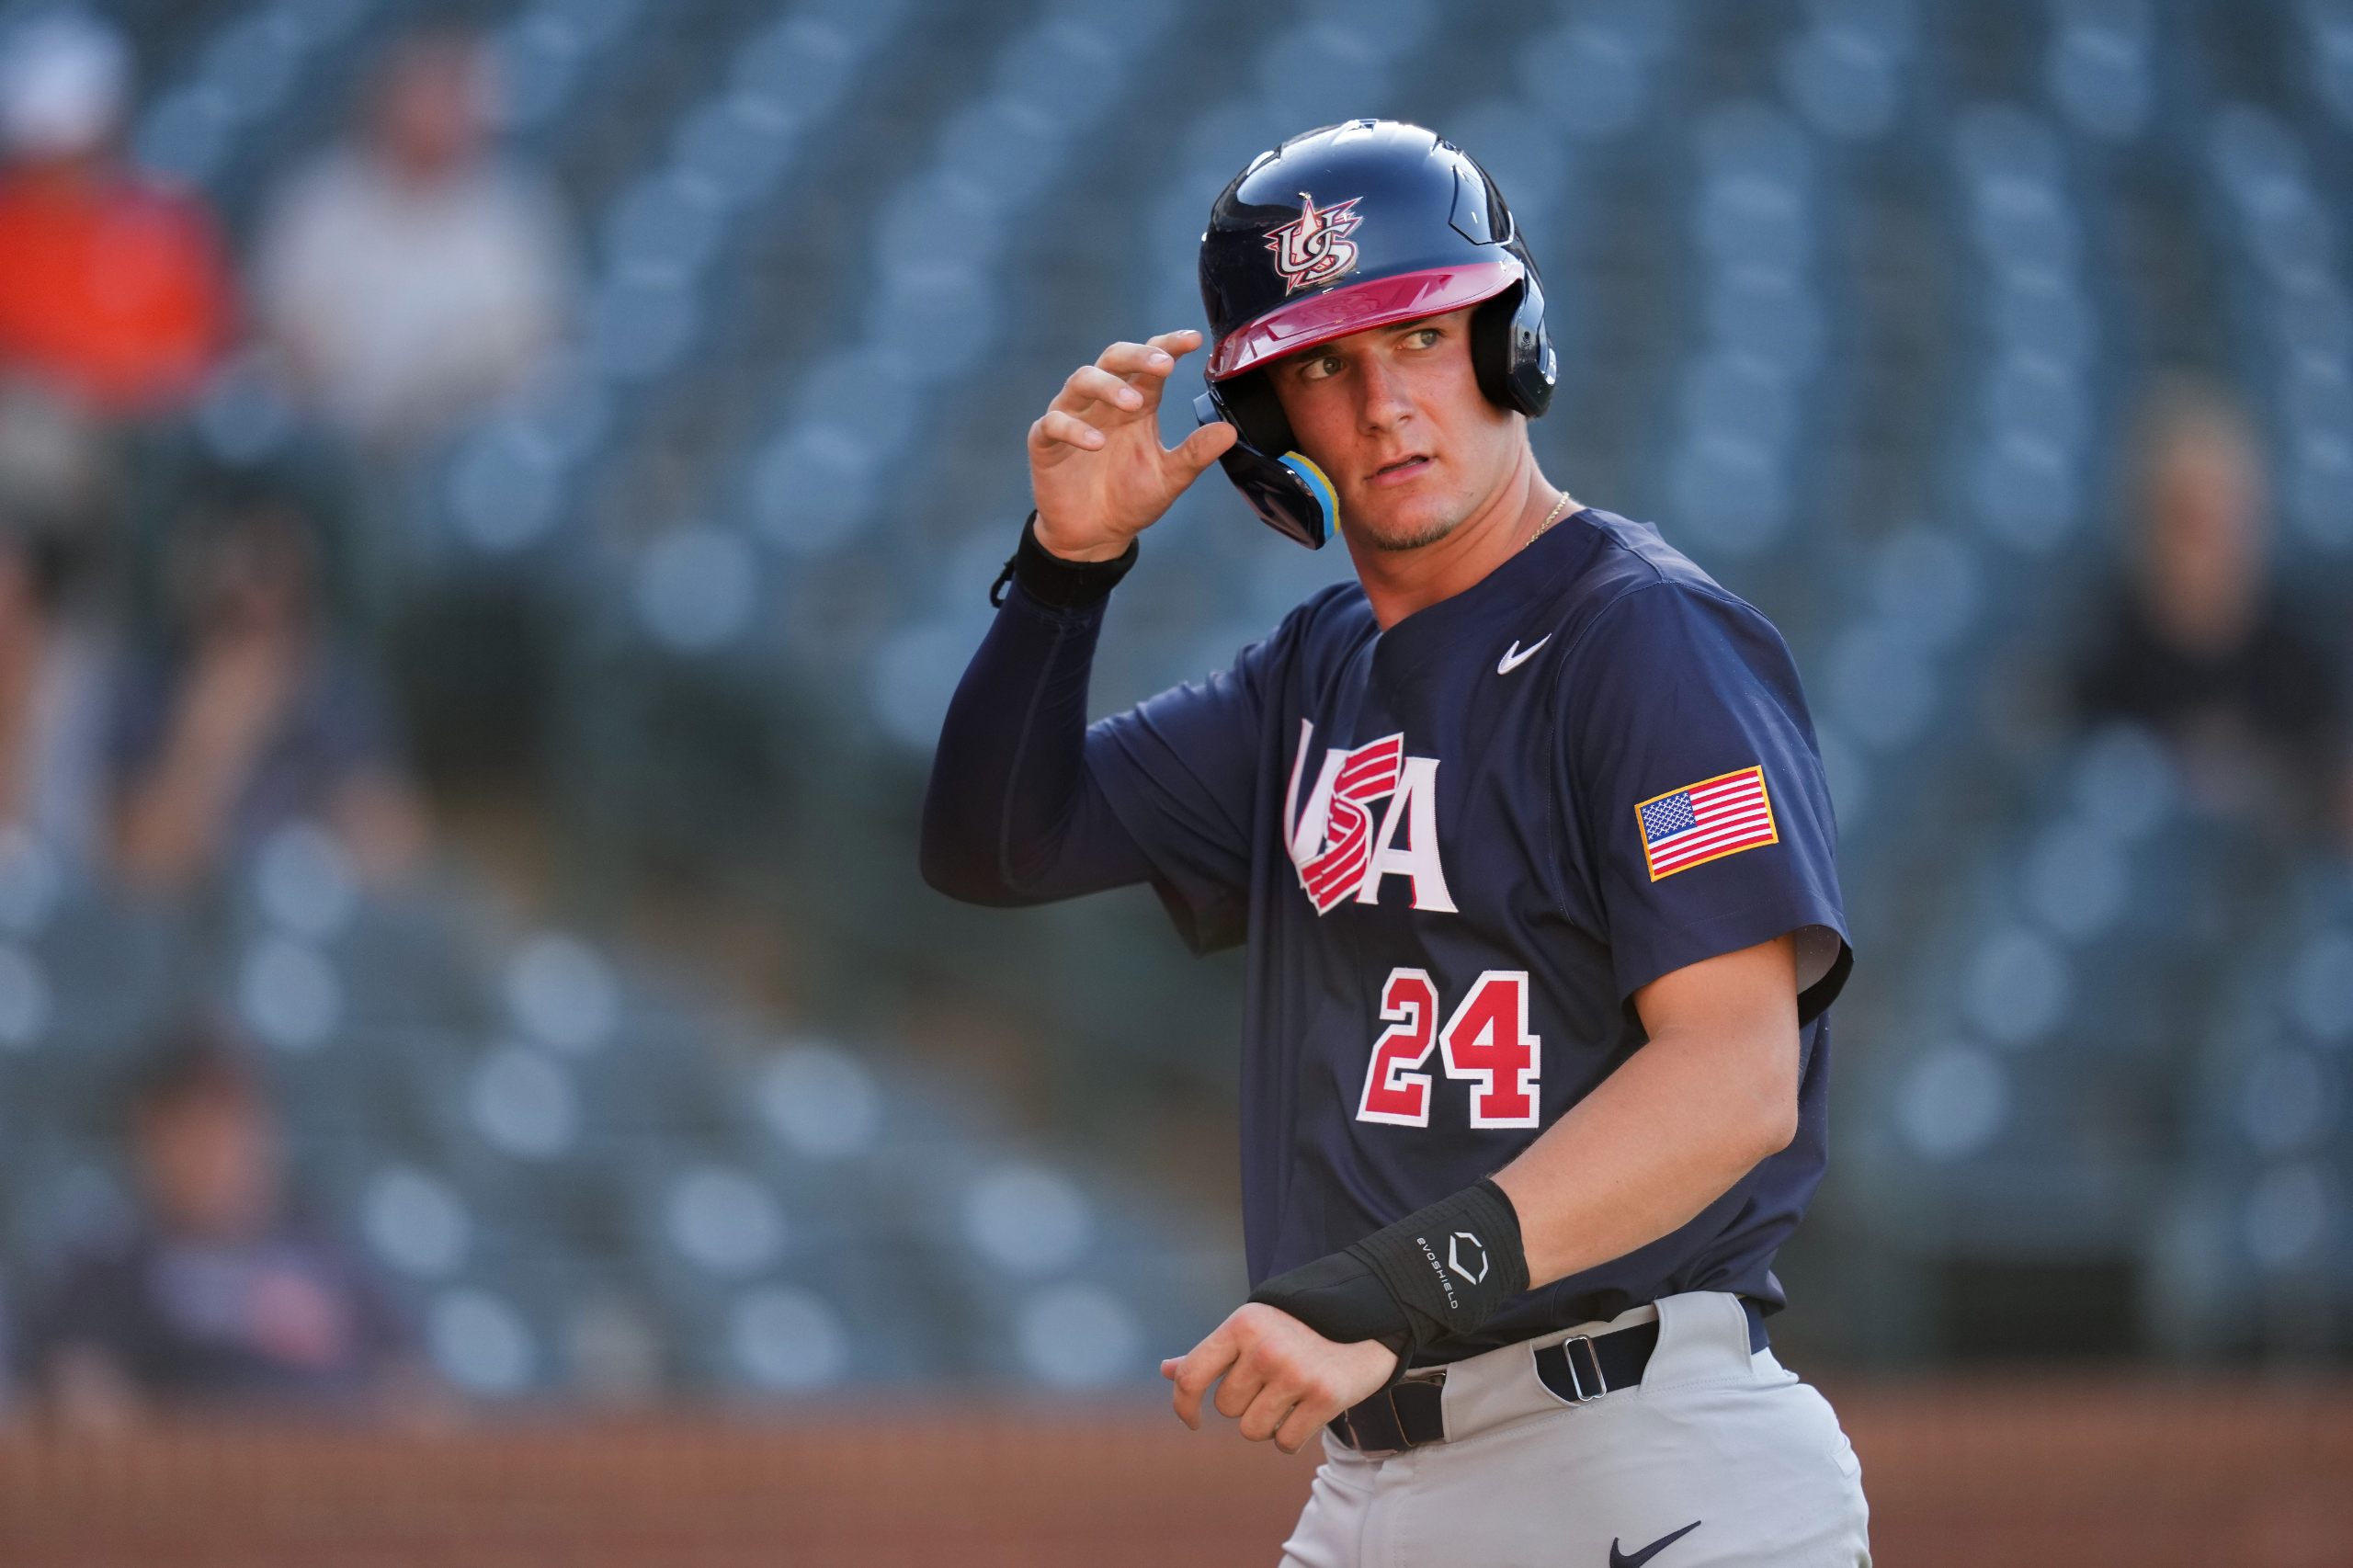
<box><xmin>1520</xmin><ymin>491</ymin><xmax>1574</xmax><ymax>554</ymax></box>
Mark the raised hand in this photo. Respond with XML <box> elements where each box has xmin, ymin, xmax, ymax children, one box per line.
<box><xmin>1027</xmin><ymin>327</ymin><xmax>1238</xmax><ymax>561</ymax></box>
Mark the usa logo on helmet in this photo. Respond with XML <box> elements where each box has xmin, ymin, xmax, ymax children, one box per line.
<box><xmin>1266</xmin><ymin>192</ymin><xmax>1363</xmax><ymax>294</ymax></box>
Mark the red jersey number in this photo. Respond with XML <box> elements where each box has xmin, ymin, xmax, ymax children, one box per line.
<box><xmin>1356</xmin><ymin>969</ymin><xmax>1438</xmax><ymax>1126</ymax></box>
<box><xmin>1439</xmin><ymin>970</ymin><xmax>1542</xmax><ymax>1127</ymax></box>
<box><xmin>1357</xmin><ymin>969</ymin><xmax>1541</xmax><ymax>1131</ymax></box>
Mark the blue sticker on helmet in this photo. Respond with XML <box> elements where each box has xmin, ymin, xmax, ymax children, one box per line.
<box><xmin>1279</xmin><ymin>452</ymin><xmax>1339</xmax><ymax>534</ymax></box>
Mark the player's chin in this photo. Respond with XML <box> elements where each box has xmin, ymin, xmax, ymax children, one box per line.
<box><xmin>1352</xmin><ymin>498</ymin><xmax>1467</xmax><ymax>554</ymax></box>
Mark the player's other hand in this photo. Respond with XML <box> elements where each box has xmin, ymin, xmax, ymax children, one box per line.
<box><xmin>1160</xmin><ymin>1302</ymin><xmax>1399</xmax><ymax>1455</ymax></box>
<box><xmin>1027</xmin><ymin>327</ymin><xmax>1238</xmax><ymax>562</ymax></box>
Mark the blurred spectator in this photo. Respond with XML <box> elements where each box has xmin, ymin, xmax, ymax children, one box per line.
<box><xmin>108</xmin><ymin>467</ymin><xmax>426</xmax><ymax>893</ymax></box>
<box><xmin>15</xmin><ymin>1027</ymin><xmax>443</xmax><ymax>1428</ymax></box>
<box><xmin>0</xmin><ymin>10</ymin><xmax>232</xmax><ymax>417</ymax></box>
<box><xmin>0</xmin><ymin>381</ymin><xmax>118</xmax><ymax>861</ymax></box>
<box><xmin>2072</xmin><ymin>381</ymin><xmax>2352</xmax><ymax>846</ymax></box>
<box><xmin>252</xmin><ymin>26</ymin><xmax>575</xmax><ymax>457</ymax></box>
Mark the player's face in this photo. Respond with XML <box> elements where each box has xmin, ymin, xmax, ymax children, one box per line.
<box><xmin>1267</xmin><ymin>307</ymin><xmax>1522</xmax><ymax>553</ymax></box>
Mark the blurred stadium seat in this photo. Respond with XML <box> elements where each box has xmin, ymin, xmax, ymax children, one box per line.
<box><xmin>1</xmin><ymin>0</ymin><xmax>2347</xmax><ymax>1415</ymax></box>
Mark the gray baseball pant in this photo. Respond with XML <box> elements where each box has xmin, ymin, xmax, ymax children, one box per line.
<box><xmin>1278</xmin><ymin>1290</ymin><xmax>1870</xmax><ymax>1567</ymax></box>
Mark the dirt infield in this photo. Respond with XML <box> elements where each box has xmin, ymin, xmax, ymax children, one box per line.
<box><xmin>2</xmin><ymin>1378</ymin><xmax>2347</xmax><ymax>1566</ymax></box>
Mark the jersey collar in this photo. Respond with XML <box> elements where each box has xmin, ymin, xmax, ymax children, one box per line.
<box><xmin>1366</xmin><ymin>507</ymin><xmax>1602</xmax><ymax>687</ymax></box>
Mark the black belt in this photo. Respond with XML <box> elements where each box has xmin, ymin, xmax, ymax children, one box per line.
<box><xmin>1328</xmin><ymin>1299</ymin><xmax>1769</xmax><ymax>1455</ymax></box>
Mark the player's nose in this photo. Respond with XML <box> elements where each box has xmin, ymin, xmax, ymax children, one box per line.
<box><xmin>1355</xmin><ymin>356</ymin><xmax>1415</xmax><ymax>436</ymax></box>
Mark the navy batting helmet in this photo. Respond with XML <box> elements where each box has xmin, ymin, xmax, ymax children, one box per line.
<box><xmin>1193</xmin><ymin>119</ymin><xmax>1557</xmax><ymax>548</ymax></box>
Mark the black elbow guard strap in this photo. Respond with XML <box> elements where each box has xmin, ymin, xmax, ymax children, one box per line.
<box><xmin>1247</xmin><ymin>1178</ymin><xmax>1529</xmax><ymax>1368</ymax></box>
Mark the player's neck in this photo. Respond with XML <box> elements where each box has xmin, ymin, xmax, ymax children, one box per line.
<box><xmin>1346</xmin><ymin>457</ymin><xmax>1563</xmax><ymax>631</ymax></box>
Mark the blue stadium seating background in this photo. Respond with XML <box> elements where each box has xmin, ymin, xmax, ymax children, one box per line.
<box><xmin>2</xmin><ymin>0</ymin><xmax>2348</xmax><ymax>1397</ymax></box>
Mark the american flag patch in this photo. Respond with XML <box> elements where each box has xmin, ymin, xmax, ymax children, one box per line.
<box><xmin>1635</xmin><ymin>765</ymin><xmax>1779</xmax><ymax>881</ymax></box>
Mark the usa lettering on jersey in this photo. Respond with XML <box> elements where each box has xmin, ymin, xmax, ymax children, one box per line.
<box><xmin>1282</xmin><ymin>721</ymin><xmax>1457</xmax><ymax>915</ymax></box>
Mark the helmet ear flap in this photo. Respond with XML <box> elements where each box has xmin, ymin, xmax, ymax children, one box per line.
<box><xmin>1216</xmin><ymin>369</ymin><xmax>1294</xmax><ymax>455</ymax></box>
<box><xmin>1471</xmin><ymin>277</ymin><xmax>1557</xmax><ymax>418</ymax></box>
<box><xmin>1192</xmin><ymin>381</ymin><xmax>1336</xmax><ymax>550</ymax></box>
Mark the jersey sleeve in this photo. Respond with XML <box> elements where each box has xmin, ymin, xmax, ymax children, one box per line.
<box><xmin>1562</xmin><ymin>582</ymin><xmax>1851</xmax><ymax>1022</ymax></box>
<box><xmin>1086</xmin><ymin>629</ymin><xmax>1279</xmax><ymax>956</ymax></box>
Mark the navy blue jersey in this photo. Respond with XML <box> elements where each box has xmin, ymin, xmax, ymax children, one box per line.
<box><xmin>1084</xmin><ymin>509</ymin><xmax>1851</xmax><ymax>1359</ymax></box>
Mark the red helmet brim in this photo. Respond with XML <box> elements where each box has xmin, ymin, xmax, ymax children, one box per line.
<box><xmin>1205</xmin><ymin>257</ymin><xmax>1524</xmax><ymax>381</ymax></box>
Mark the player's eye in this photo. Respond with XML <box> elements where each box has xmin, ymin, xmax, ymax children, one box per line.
<box><xmin>1297</xmin><ymin>352</ymin><xmax>1345</xmax><ymax>381</ymax></box>
<box><xmin>1403</xmin><ymin>326</ymin><xmax>1442</xmax><ymax>350</ymax></box>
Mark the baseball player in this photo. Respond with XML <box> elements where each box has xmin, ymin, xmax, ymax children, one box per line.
<box><xmin>922</xmin><ymin>119</ymin><xmax>1870</xmax><ymax>1566</ymax></box>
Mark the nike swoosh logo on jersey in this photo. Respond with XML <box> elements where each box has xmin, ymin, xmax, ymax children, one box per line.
<box><xmin>1496</xmin><ymin>634</ymin><xmax>1552</xmax><ymax>675</ymax></box>
<box><xmin>1609</xmin><ymin>1520</ymin><xmax>1701</xmax><ymax>1568</ymax></box>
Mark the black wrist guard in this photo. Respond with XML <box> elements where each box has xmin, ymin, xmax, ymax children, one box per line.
<box><xmin>1247</xmin><ymin>1178</ymin><xmax>1529</xmax><ymax>1368</ymax></box>
<box><xmin>989</xmin><ymin>511</ymin><xmax>1139</xmax><ymax>609</ymax></box>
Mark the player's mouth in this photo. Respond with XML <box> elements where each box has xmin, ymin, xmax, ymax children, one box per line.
<box><xmin>1369</xmin><ymin>454</ymin><xmax>1434</xmax><ymax>488</ymax></box>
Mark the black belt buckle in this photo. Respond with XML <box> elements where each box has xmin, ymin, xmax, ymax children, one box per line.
<box><xmin>1333</xmin><ymin>1392</ymin><xmax>1403</xmax><ymax>1456</ymax></box>
<box><xmin>1330</xmin><ymin>1369</ymin><xmax>1446</xmax><ymax>1455</ymax></box>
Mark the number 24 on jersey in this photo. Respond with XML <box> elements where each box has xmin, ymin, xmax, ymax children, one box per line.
<box><xmin>1357</xmin><ymin>968</ymin><xmax>1540</xmax><ymax>1130</ymax></box>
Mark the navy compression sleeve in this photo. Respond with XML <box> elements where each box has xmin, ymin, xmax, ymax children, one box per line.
<box><xmin>919</xmin><ymin>577</ymin><xmax>1155</xmax><ymax>905</ymax></box>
